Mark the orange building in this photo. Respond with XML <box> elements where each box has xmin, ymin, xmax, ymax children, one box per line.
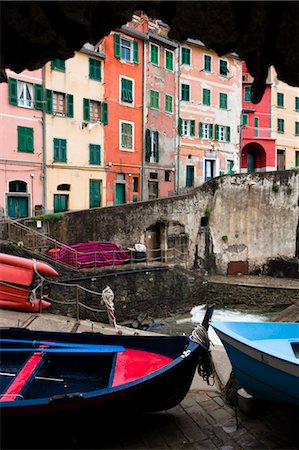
<box><xmin>103</xmin><ymin>26</ymin><xmax>146</xmax><ymax>205</ymax></box>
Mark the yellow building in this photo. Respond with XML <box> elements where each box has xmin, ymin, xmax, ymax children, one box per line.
<box><xmin>270</xmin><ymin>67</ymin><xmax>299</xmax><ymax>170</ymax></box>
<box><xmin>44</xmin><ymin>43</ymin><xmax>107</xmax><ymax>213</ymax></box>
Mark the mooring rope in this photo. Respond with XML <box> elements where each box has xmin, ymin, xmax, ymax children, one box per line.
<box><xmin>190</xmin><ymin>324</ymin><xmax>215</xmax><ymax>385</ymax></box>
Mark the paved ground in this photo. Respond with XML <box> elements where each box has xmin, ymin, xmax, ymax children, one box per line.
<box><xmin>0</xmin><ymin>309</ymin><xmax>298</xmax><ymax>449</ymax></box>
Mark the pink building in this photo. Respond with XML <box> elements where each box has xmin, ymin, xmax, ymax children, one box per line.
<box><xmin>0</xmin><ymin>69</ymin><xmax>44</xmax><ymax>218</ymax></box>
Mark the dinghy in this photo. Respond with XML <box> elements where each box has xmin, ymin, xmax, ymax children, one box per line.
<box><xmin>0</xmin><ymin>307</ymin><xmax>214</xmax><ymax>423</ymax></box>
<box><xmin>212</xmin><ymin>321</ymin><xmax>299</xmax><ymax>406</ymax></box>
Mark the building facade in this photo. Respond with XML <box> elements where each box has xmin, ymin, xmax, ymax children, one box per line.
<box><xmin>0</xmin><ymin>69</ymin><xmax>44</xmax><ymax>219</ymax></box>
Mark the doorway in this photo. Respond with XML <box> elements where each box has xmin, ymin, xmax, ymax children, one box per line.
<box><xmin>277</xmin><ymin>149</ymin><xmax>285</xmax><ymax>171</ymax></box>
<box><xmin>7</xmin><ymin>196</ymin><xmax>28</xmax><ymax>219</ymax></box>
<box><xmin>247</xmin><ymin>151</ymin><xmax>255</xmax><ymax>173</ymax></box>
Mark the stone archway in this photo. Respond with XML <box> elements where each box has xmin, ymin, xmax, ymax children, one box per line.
<box><xmin>241</xmin><ymin>142</ymin><xmax>267</xmax><ymax>173</ymax></box>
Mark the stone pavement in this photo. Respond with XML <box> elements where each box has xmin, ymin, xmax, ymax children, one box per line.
<box><xmin>0</xmin><ymin>309</ymin><xmax>297</xmax><ymax>449</ymax></box>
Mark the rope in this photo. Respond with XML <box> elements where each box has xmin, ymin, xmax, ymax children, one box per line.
<box><xmin>190</xmin><ymin>324</ymin><xmax>215</xmax><ymax>385</ymax></box>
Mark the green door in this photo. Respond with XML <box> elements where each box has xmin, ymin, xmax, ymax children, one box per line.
<box><xmin>54</xmin><ymin>194</ymin><xmax>68</xmax><ymax>213</ymax></box>
<box><xmin>115</xmin><ymin>183</ymin><xmax>126</xmax><ymax>204</ymax></box>
<box><xmin>247</xmin><ymin>151</ymin><xmax>255</xmax><ymax>173</ymax></box>
<box><xmin>89</xmin><ymin>180</ymin><xmax>101</xmax><ymax>208</ymax></box>
<box><xmin>7</xmin><ymin>196</ymin><xmax>28</xmax><ymax>218</ymax></box>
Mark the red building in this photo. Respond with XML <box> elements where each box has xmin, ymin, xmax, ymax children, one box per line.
<box><xmin>241</xmin><ymin>63</ymin><xmax>276</xmax><ymax>172</ymax></box>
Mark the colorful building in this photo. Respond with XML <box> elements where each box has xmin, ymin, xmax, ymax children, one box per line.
<box><xmin>0</xmin><ymin>69</ymin><xmax>44</xmax><ymax>218</ymax></box>
<box><xmin>103</xmin><ymin>26</ymin><xmax>145</xmax><ymax>206</ymax></box>
<box><xmin>178</xmin><ymin>39</ymin><xmax>242</xmax><ymax>191</ymax></box>
<box><xmin>240</xmin><ymin>63</ymin><xmax>276</xmax><ymax>172</ymax></box>
<box><xmin>269</xmin><ymin>67</ymin><xmax>299</xmax><ymax>170</ymax></box>
<box><xmin>44</xmin><ymin>43</ymin><xmax>107</xmax><ymax>213</ymax></box>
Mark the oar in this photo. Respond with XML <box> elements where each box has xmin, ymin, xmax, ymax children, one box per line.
<box><xmin>0</xmin><ymin>345</ymin><xmax>125</xmax><ymax>354</ymax></box>
<box><xmin>0</xmin><ymin>338</ymin><xmax>114</xmax><ymax>350</ymax></box>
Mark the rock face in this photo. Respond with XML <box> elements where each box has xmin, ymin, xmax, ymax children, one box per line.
<box><xmin>1</xmin><ymin>1</ymin><xmax>298</xmax><ymax>102</ymax></box>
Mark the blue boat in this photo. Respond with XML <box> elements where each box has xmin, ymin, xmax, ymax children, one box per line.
<box><xmin>211</xmin><ymin>321</ymin><xmax>299</xmax><ymax>406</ymax></box>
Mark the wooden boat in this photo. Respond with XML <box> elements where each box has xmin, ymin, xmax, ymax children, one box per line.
<box><xmin>211</xmin><ymin>321</ymin><xmax>299</xmax><ymax>406</ymax></box>
<box><xmin>0</xmin><ymin>253</ymin><xmax>58</xmax><ymax>311</ymax></box>
<box><xmin>0</xmin><ymin>308</ymin><xmax>214</xmax><ymax>423</ymax></box>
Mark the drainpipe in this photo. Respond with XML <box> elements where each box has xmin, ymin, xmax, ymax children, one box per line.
<box><xmin>141</xmin><ymin>38</ymin><xmax>147</xmax><ymax>201</ymax></box>
<box><xmin>177</xmin><ymin>44</ymin><xmax>181</xmax><ymax>194</ymax></box>
<box><xmin>42</xmin><ymin>66</ymin><xmax>47</xmax><ymax>213</ymax></box>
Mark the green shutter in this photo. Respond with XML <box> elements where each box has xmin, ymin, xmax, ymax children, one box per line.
<box><xmin>18</xmin><ymin>127</ymin><xmax>26</xmax><ymax>151</ymax></box>
<box><xmin>219</xmin><ymin>93</ymin><xmax>227</xmax><ymax>109</ymax></box>
<box><xmin>156</xmin><ymin>131</ymin><xmax>159</xmax><ymax>162</ymax></box>
<box><xmin>190</xmin><ymin>120</ymin><xmax>195</xmax><ymax>136</ymax></box>
<box><xmin>244</xmin><ymin>86</ymin><xmax>251</xmax><ymax>102</ymax></box>
<box><xmin>209</xmin><ymin>124</ymin><xmax>213</xmax><ymax>139</ymax></box>
<box><xmin>145</xmin><ymin>129</ymin><xmax>151</xmax><ymax>162</ymax></box>
<box><xmin>150</xmin><ymin>44</ymin><xmax>158</xmax><ymax>65</ymax></box>
<box><xmin>51</xmin><ymin>59</ymin><xmax>65</xmax><ymax>71</ymax></box>
<box><xmin>133</xmin><ymin>41</ymin><xmax>138</xmax><ymax>63</ymax></box>
<box><xmin>215</xmin><ymin>124</ymin><xmax>219</xmax><ymax>140</ymax></box>
<box><xmin>203</xmin><ymin>89</ymin><xmax>210</xmax><ymax>106</ymax></box>
<box><xmin>34</xmin><ymin>84</ymin><xmax>43</xmax><ymax>110</ymax></box>
<box><xmin>66</xmin><ymin>94</ymin><xmax>74</xmax><ymax>118</ymax></box>
<box><xmin>9</xmin><ymin>78</ymin><xmax>18</xmax><ymax>105</ymax></box>
<box><xmin>62</xmin><ymin>140</ymin><xmax>66</xmax><ymax>161</ymax></box>
<box><xmin>89</xmin><ymin>144</ymin><xmax>101</xmax><ymax>164</ymax></box>
<box><xmin>26</xmin><ymin>128</ymin><xmax>33</xmax><ymax>151</ymax></box>
<box><xmin>178</xmin><ymin>118</ymin><xmax>182</xmax><ymax>135</ymax></box>
<box><xmin>46</xmin><ymin>89</ymin><xmax>53</xmax><ymax>114</ymax></box>
<box><xmin>199</xmin><ymin>122</ymin><xmax>203</xmax><ymax>138</ymax></box>
<box><xmin>83</xmin><ymin>98</ymin><xmax>90</xmax><ymax>121</ymax></box>
<box><xmin>89</xmin><ymin>59</ymin><xmax>101</xmax><ymax>80</ymax></box>
<box><xmin>114</xmin><ymin>34</ymin><xmax>121</xmax><ymax>59</ymax></box>
<box><xmin>53</xmin><ymin>138</ymin><xmax>59</xmax><ymax>160</ymax></box>
<box><xmin>296</xmin><ymin>97</ymin><xmax>299</xmax><ymax>112</ymax></box>
<box><xmin>226</xmin><ymin>126</ymin><xmax>230</xmax><ymax>142</ymax></box>
<box><xmin>101</xmin><ymin>102</ymin><xmax>108</xmax><ymax>124</ymax></box>
<box><xmin>166</xmin><ymin>50</ymin><xmax>173</xmax><ymax>70</ymax></box>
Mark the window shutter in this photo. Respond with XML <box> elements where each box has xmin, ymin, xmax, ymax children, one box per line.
<box><xmin>18</xmin><ymin>127</ymin><xmax>26</xmax><ymax>151</ymax></box>
<box><xmin>190</xmin><ymin>120</ymin><xmax>195</xmax><ymax>136</ymax></box>
<box><xmin>226</xmin><ymin>126</ymin><xmax>231</xmax><ymax>142</ymax></box>
<box><xmin>156</xmin><ymin>131</ymin><xmax>159</xmax><ymax>162</ymax></box>
<box><xmin>26</xmin><ymin>128</ymin><xmax>34</xmax><ymax>151</ymax></box>
<box><xmin>114</xmin><ymin>34</ymin><xmax>121</xmax><ymax>59</ymax></box>
<box><xmin>121</xmin><ymin>79</ymin><xmax>128</xmax><ymax>102</ymax></box>
<box><xmin>145</xmin><ymin>129</ymin><xmax>151</xmax><ymax>162</ymax></box>
<box><xmin>89</xmin><ymin>59</ymin><xmax>95</xmax><ymax>78</ymax></box>
<box><xmin>133</xmin><ymin>41</ymin><xmax>139</xmax><ymax>64</ymax></box>
<box><xmin>67</xmin><ymin>94</ymin><xmax>74</xmax><ymax>117</ymax></box>
<box><xmin>199</xmin><ymin>122</ymin><xmax>203</xmax><ymax>138</ymax></box>
<box><xmin>53</xmin><ymin>138</ymin><xmax>59</xmax><ymax>160</ymax></box>
<box><xmin>96</xmin><ymin>61</ymin><xmax>101</xmax><ymax>80</ymax></box>
<box><xmin>178</xmin><ymin>118</ymin><xmax>182</xmax><ymax>135</ymax></box>
<box><xmin>46</xmin><ymin>89</ymin><xmax>53</xmax><ymax>114</ymax></box>
<box><xmin>83</xmin><ymin>98</ymin><xmax>90</xmax><ymax>121</ymax></box>
<box><xmin>101</xmin><ymin>102</ymin><xmax>108</xmax><ymax>124</ymax></box>
<box><xmin>215</xmin><ymin>124</ymin><xmax>219</xmax><ymax>140</ymax></box>
<box><xmin>127</xmin><ymin>80</ymin><xmax>133</xmax><ymax>103</ymax></box>
<box><xmin>61</xmin><ymin>139</ymin><xmax>67</xmax><ymax>161</ymax></box>
<box><xmin>9</xmin><ymin>78</ymin><xmax>18</xmax><ymax>105</ymax></box>
<box><xmin>34</xmin><ymin>84</ymin><xmax>43</xmax><ymax>110</ymax></box>
<box><xmin>209</xmin><ymin>124</ymin><xmax>213</xmax><ymax>139</ymax></box>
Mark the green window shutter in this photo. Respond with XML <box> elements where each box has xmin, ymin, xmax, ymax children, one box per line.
<box><xmin>215</xmin><ymin>124</ymin><xmax>219</xmax><ymax>140</ymax></box>
<box><xmin>145</xmin><ymin>129</ymin><xmax>151</xmax><ymax>162</ymax></box>
<box><xmin>242</xmin><ymin>114</ymin><xmax>248</xmax><ymax>126</ymax></box>
<box><xmin>66</xmin><ymin>94</ymin><xmax>74</xmax><ymax>118</ymax></box>
<box><xmin>204</xmin><ymin>55</ymin><xmax>211</xmax><ymax>72</ymax></box>
<box><xmin>45</xmin><ymin>89</ymin><xmax>53</xmax><ymax>114</ymax></box>
<box><xmin>83</xmin><ymin>98</ymin><xmax>90</xmax><ymax>121</ymax></box>
<box><xmin>254</xmin><ymin>117</ymin><xmax>259</xmax><ymax>137</ymax></box>
<box><xmin>166</xmin><ymin>50</ymin><xmax>173</xmax><ymax>71</ymax></box>
<box><xmin>101</xmin><ymin>102</ymin><xmax>108</xmax><ymax>124</ymax></box>
<box><xmin>181</xmin><ymin>48</ymin><xmax>190</xmax><ymax>65</ymax></box>
<box><xmin>89</xmin><ymin>144</ymin><xmax>101</xmax><ymax>164</ymax></box>
<box><xmin>26</xmin><ymin>128</ymin><xmax>33</xmax><ymax>151</ymax></box>
<box><xmin>9</xmin><ymin>78</ymin><xmax>18</xmax><ymax>105</ymax></box>
<box><xmin>178</xmin><ymin>118</ymin><xmax>182</xmax><ymax>135</ymax></box>
<box><xmin>296</xmin><ymin>97</ymin><xmax>299</xmax><ymax>112</ymax></box>
<box><xmin>61</xmin><ymin>139</ymin><xmax>67</xmax><ymax>161</ymax></box>
<box><xmin>244</xmin><ymin>86</ymin><xmax>251</xmax><ymax>102</ymax></box>
<box><xmin>89</xmin><ymin>59</ymin><xmax>101</xmax><ymax>80</ymax></box>
<box><xmin>114</xmin><ymin>34</ymin><xmax>121</xmax><ymax>59</ymax></box>
<box><xmin>156</xmin><ymin>131</ymin><xmax>159</xmax><ymax>162</ymax></box>
<box><xmin>17</xmin><ymin>127</ymin><xmax>26</xmax><ymax>151</ymax></box>
<box><xmin>53</xmin><ymin>138</ymin><xmax>66</xmax><ymax>162</ymax></box>
<box><xmin>34</xmin><ymin>84</ymin><xmax>43</xmax><ymax>110</ymax></box>
<box><xmin>150</xmin><ymin>44</ymin><xmax>159</xmax><ymax>65</ymax></box>
<box><xmin>209</xmin><ymin>124</ymin><xmax>213</xmax><ymax>139</ymax></box>
<box><xmin>226</xmin><ymin>126</ymin><xmax>231</xmax><ymax>142</ymax></box>
<box><xmin>277</xmin><ymin>92</ymin><xmax>284</xmax><ymax>107</ymax></box>
<box><xmin>186</xmin><ymin>166</ymin><xmax>194</xmax><ymax>188</ymax></box>
<box><xmin>190</xmin><ymin>120</ymin><xmax>195</xmax><ymax>136</ymax></box>
<box><xmin>165</xmin><ymin>94</ymin><xmax>172</xmax><ymax>113</ymax></box>
<box><xmin>219</xmin><ymin>93</ymin><xmax>227</xmax><ymax>109</ymax></box>
<box><xmin>121</xmin><ymin>79</ymin><xmax>132</xmax><ymax>103</ymax></box>
<box><xmin>133</xmin><ymin>41</ymin><xmax>139</xmax><ymax>63</ymax></box>
<box><xmin>51</xmin><ymin>59</ymin><xmax>65</xmax><ymax>71</ymax></box>
<box><xmin>295</xmin><ymin>122</ymin><xmax>299</xmax><ymax>136</ymax></box>
<box><xmin>181</xmin><ymin>84</ymin><xmax>189</xmax><ymax>101</ymax></box>
<box><xmin>199</xmin><ymin>122</ymin><xmax>203</xmax><ymax>138</ymax></box>
<box><xmin>203</xmin><ymin>88</ymin><xmax>210</xmax><ymax>106</ymax></box>
<box><xmin>53</xmin><ymin>138</ymin><xmax>59</xmax><ymax>160</ymax></box>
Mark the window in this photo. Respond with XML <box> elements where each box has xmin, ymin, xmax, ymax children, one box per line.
<box><xmin>277</xmin><ymin>92</ymin><xmax>284</xmax><ymax>108</ymax></box>
<box><xmin>242</xmin><ymin>114</ymin><xmax>248</xmax><ymax>126</ymax></box>
<box><xmin>227</xmin><ymin>160</ymin><xmax>234</xmax><ymax>174</ymax></box>
<box><xmin>150</xmin><ymin>43</ymin><xmax>159</xmax><ymax>65</ymax></box>
<box><xmin>57</xmin><ymin>184</ymin><xmax>70</xmax><ymax>191</ymax></box>
<box><xmin>145</xmin><ymin>130</ymin><xmax>159</xmax><ymax>163</ymax></box>
<box><xmin>165</xmin><ymin>94</ymin><xmax>173</xmax><ymax>113</ymax></box>
<box><xmin>244</xmin><ymin>86</ymin><xmax>251</xmax><ymax>102</ymax></box>
<box><xmin>89</xmin><ymin>180</ymin><xmax>101</xmax><ymax>208</ymax></box>
<box><xmin>121</xmin><ymin>38</ymin><xmax>132</xmax><ymax>61</ymax></box>
<box><xmin>114</xmin><ymin>34</ymin><xmax>138</xmax><ymax>63</ymax></box>
<box><xmin>17</xmin><ymin>126</ymin><xmax>33</xmax><ymax>152</ymax></box>
<box><xmin>165</xmin><ymin>49</ymin><xmax>174</xmax><ymax>71</ymax></box>
<box><xmin>54</xmin><ymin>194</ymin><xmax>68</xmax><ymax>213</ymax></box>
<box><xmin>186</xmin><ymin>166</ymin><xmax>194</xmax><ymax>188</ymax></box>
<box><xmin>295</xmin><ymin>122</ymin><xmax>299</xmax><ymax>136</ymax></box>
<box><xmin>150</xmin><ymin>90</ymin><xmax>159</xmax><ymax>109</ymax></box>
<box><xmin>205</xmin><ymin>159</ymin><xmax>216</xmax><ymax>181</ymax></box>
<box><xmin>83</xmin><ymin>99</ymin><xmax>108</xmax><ymax>123</ymax></box>
<box><xmin>89</xmin><ymin>144</ymin><xmax>101</xmax><ymax>165</ymax></box>
<box><xmin>17</xmin><ymin>81</ymin><xmax>33</xmax><ymax>108</ymax></box>
<box><xmin>179</xmin><ymin>119</ymin><xmax>195</xmax><ymax>137</ymax></box>
<box><xmin>204</xmin><ymin>55</ymin><xmax>211</xmax><ymax>72</ymax></box>
<box><xmin>219</xmin><ymin>92</ymin><xmax>228</xmax><ymax>109</ymax></box>
<box><xmin>53</xmin><ymin>92</ymin><xmax>66</xmax><ymax>115</ymax></box>
<box><xmin>89</xmin><ymin>58</ymin><xmax>101</xmax><ymax>80</ymax></box>
<box><xmin>45</xmin><ymin>90</ymin><xmax>73</xmax><ymax>117</ymax></box>
<box><xmin>181</xmin><ymin>48</ymin><xmax>190</xmax><ymax>65</ymax></box>
<box><xmin>9</xmin><ymin>78</ymin><xmax>43</xmax><ymax>110</ymax></box>
<box><xmin>254</xmin><ymin>117</ymin><xmax>259</xmax><ymax>137</ymax></box>
<box><xmin>133</xmin><ymin>177</ymin><xmax>139</xmax><ymax>192</ymax></box>
<box><xmin>215</xmin><ymin>124</ymin><xmax>230</xmax><ymax>142</ymax></box>
<box><xmin>202</xmin><ymin>88</ymin><xmax>211</xmax><ymax>106</ymax></box>
<box><xmin>120</xmin><ymin>121</ymin><xmax>134</xmax><ymax>150</ymax></box>
<box><xmin>199</xmin><ymin>123</ymin><xmax>213</xmax><ymax>139</ymax></box>
<box><xmin>9</xmin><ymin>180</ymin><xmax>27</xmax><ymax>192</ymax></box>
<box><xmin>277</xmin><ymin>118</ymin><xmax>284</xmax><ymax>133</ymax></box>
<box><xmin>296</xmin><ymin>97</ymin><xmax>299</xmax><ymax>111</ymax></box>
<box><xmin>181</xmin><ymin>84</ymin><xmax>190</xmax><ymax>101</ymax></box>
<box><xmin>219</xmin><ymin>59</ymin><xmax>228</xmax><ymax>76</ymax></box>
<box><xmin>296</xmin><ymin>151</ymin><xmax>299</xmax><ymax>167</ymax></box>
<box><xmin>165</xmin><ymin>170</ymin><xmax>172</xmax><ymax>182</ymax></box>
<box><xmin>121</xmin><ymin>77</ymin><xmax>133</xmax><ymax>104</ymax></box>
<box><xmin>53</xmin><ymin>138</ymin><xmax>67</xmax><ymax>162</ymax></box>
<box><xmin>51</xmin><ymin>59</ymin><xmax>65</xmax><ymax>71</ymax></box>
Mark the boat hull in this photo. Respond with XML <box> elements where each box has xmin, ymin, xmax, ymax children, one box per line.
<box><xmin>212</xmin><ymin>322</ymin><xmax>299</xmax><ymax>406</ymax></box>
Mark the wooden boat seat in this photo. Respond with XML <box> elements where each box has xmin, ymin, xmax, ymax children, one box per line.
<box><xmin>0</xmin><ymin>346</ymin><xmax>47</xmax><ymax>402</ymax></box>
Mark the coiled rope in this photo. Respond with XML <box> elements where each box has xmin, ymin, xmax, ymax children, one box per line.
<box><xmin>190</xmin><ymin>324</ymin><xmax>215</xmax><ymax>385</ymax></box>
